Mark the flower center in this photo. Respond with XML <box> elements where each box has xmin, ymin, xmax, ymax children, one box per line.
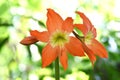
<box><xmin>50</xmin><ymin>30</ymin><xmax>69</xmax><ymax>48</ymax></box>
<box><xmin>85</xmin><ymin>31</ymin><xmax>94</xmax><ymax>44</ymax></box>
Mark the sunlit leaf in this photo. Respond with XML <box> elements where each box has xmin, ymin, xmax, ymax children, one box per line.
<box><xmin>0</xmin><ymin>2</ymin><xmax>9</xmax><ymax>15</ymax></box>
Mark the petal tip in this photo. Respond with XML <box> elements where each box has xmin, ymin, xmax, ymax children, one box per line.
<box><xmin>63</xmin><ymin>67</ymin><xmax>67</xmax><ymax>71</ymax></box>
<box><xmin>66</xmin><ymin>17</ymin><xmax>73</xmax><ymax>20</ymax></box>
<box><xmin>104</xmin><ymin>53</ymin><xmax>108</xmax><ymax>58</ymax></box>
<box><xmin>42</xmin><ymin>64</ymin><xmax>46</xmax><ymax>68</ymax></box>
<box><xmin>47</xmin><ymin>8</ymin><xmax>52</xmax><ymax>11</ymax></box>
<box><xmin>75</xmin><ymin>11</ymin><xmax>83</xmax><ymax>15</ymax></box>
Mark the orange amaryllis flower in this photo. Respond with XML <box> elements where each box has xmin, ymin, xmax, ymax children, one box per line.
<box><xmin>74</xmin><ymin>11</ymin><xmax>108</xmax><ymax>64</ymax></box>
<box><xmin>20</xmin><ymin>9</ymin><xmax>85</xmax><ymax>70</ymax></box>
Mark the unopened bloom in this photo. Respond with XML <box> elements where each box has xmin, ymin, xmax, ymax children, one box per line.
<box><xmin>74</xmin><ymin>11</ymin><xmax>108</xmax><ymax>64</ymax></box>
<box><xmin>20</xmin><ymin>36</ymin><xmax>38</xmax><ymax>45</ymax></box>
<box><xmin>20</xmin><ymin>9</ymin><xmax>85</xmax><ymax>70</ymax></box>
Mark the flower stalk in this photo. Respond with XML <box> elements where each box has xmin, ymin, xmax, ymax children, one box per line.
<box><xmin>55</xmin><ymin>57</ymin><xmax>60</xmax><ymax>80</ymax></box>
<box><xmin>72</xmin><ymin>31</ymin><xmax>84</xmax><ymax>42</ymax></box>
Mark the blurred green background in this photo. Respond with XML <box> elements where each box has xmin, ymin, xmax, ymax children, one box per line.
<box><xmin>0</xmin><ymin>0</ymin><xmax>120</xmax><ymax>80</ymax></box>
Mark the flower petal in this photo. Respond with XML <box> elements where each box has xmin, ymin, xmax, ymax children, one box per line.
<box><xmin>74</xmin><ymin>24</ymin><xmax>87</xmax><ymax>36</ymax></box>
<box><xmin>75</xmin><ymin>11</ymin><xmax>97</xmax><ymax>38</ymax></box>
<box><xmin>76</xmin><ymin>11</ymin><xmax>93</xmax><ymax>32</ymax></box>
<box><xmin>65</xmin><ymin>37</ymin><xmax>85</xmax><ymax>56</ymax></box>
<box><xmin>42</xmin><ymin>43</ymin><xmax>58</xmax><ymax>68</ymax></box>
<box><xmin>62</xmin><ymin>17</ymin><xmax>73</xmax><ymax>33</ymax></box>
<box><xmin>20</xmin><ymin>36</ymin><xmax>38</xmax><ymax>45</ymax></box>
<box><xmin>47</xmin><ymin>9</ymin><xmax>63</xmax><ymax>33</ymax></box>
<box><xmin>60</xmin><ymin>49</ymin><xmax>68</xmax><ymax>70</ymax></box>
<box><xmin>87</xmin><ymin>39</ymin><xmax>108</xmax><ymax>58</ymax></box>
<box><xmin>30</xmin><ymin>30</ymin><xmax>49</xmax><ymax>42</ymax></box>
<box><xmin>82</xmin><ymin>43</ymin><xmax>96</xmax><ymax>65</ymax></box>
<box><xmin>91</xmin><ymin>26</ymin><xmax>97</xmax><ymax>38</ymax></box>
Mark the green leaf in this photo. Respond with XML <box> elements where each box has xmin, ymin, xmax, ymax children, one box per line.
<box><xmin>38</xmin><ymin>21</ymin><xmax>46</xmax><ymax>27</ymax></box>
<box><xmin>0</xmin><ymin>2</ymin><xmax>9</xmax><ymax>15</ymax></box>
<box><xmin>0</xmin><ymin>37</ymin><xmax>9</xmax><ymax>51</ymax></box>
<box><xmin>0</xmin><ymin>27</ymin><xmax>9</xmax><ymax>50</ymax></box>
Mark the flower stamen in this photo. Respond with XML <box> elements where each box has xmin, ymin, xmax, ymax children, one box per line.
<box><xmin>50</xmin><ymin>30</ymin><xmax>69</xmax><ymax>48</ymax></box>
<box><xmin>85</xmin><ymin>31</ymin><xmax>94</xmax><ymax>44</ymax></box>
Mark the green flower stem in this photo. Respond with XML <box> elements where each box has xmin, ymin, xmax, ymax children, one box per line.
<box><xmin>72</xmin><ymin>31</ymin><xmax>84</xmax><ymax>42</ymax></box>
<box><xmin>55</xmin><ymin>57</ymin><xmax>60</xmax><ymax>80</ymax></box>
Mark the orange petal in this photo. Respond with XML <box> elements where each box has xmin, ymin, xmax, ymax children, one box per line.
<box><xmin>91</xmin><ymin>26</ymin><xmax>97</xmax><ymax>38</ymax></box>
<box><xmin>65</xmin><ymin>37</ymin><xmax>85</xmax><ymax>56</ymax></box>
<box><xmin>76</xmin><ymin>11</ymin><xmax>97</xmax><ymax>38</ymax></box>
<box><xmin>87</xmin><ymin>39</ymin><xmax>108</xmax><ymax>58</ymax></box>
<box><xmin>47</xmin><ymin>9</ymin><xmax>63</xmax><ymax>34</ymax></box>
<box><xmin>76</xmin><ymin>11</ymin><xmax>93</xmax><ymax>32</ymax></box>
<box><xmin>82</xmin><ymin>43</ymin><xmax>96</xmax><ymax>65</ymax></box>
<box><xmin>20</xmin><ymin>36</ymin><xmax>38</xmax><ymax>45</ymax></box>
<box><xmin>30</xmin><ymin>30</ymin><xmax>49</xmax><ymax>42</ymax></box>
<box><xmin>60</xmin><ymin>49</ymin><xmax>68</xmax><ymax>70</ymax></box>
<box><xmin>62</xmin><ymin>17</ymin><xmax>73</xmax><ymax>33</ymax></box>
<box><xmin>42</xmin><ymin>43</ymin><xmax>58</xmax><ymax>68</ymax></box>
<box><xmin>74</xmin><ymin>24</ymin><xmax>88</xmax><ymax>36</ymax></box>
